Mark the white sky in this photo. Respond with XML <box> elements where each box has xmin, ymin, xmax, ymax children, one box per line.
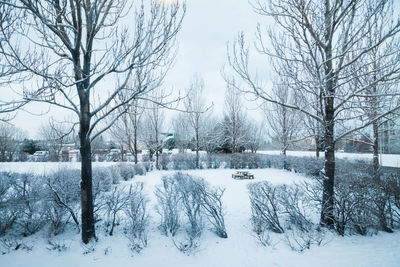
<box><xmin>9</xmin><ymin>0</ymin><xmax>269</xmax><ymax>138</ymax></box>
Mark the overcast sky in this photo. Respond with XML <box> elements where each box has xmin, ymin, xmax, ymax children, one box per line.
<box><xmin>10</xmin><ymin>0</ymin><xmax>268</xmax><ymax>138</ymax></box>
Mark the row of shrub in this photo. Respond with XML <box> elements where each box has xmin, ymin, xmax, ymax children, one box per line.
<box><xmin>0</xmin><ymin>166</ymin><xmax>227</xmax><ymax>254</ymax></box>
<box><xmin>157</xmin><ymin>152</ymin><xmax>321</xmax><ymax>171</ymax></box>
<box><xmin>248</xmin><ymin>160</ymin><xmax>400</xmax><ymax>251</ymax></box>
<box><xmin>0</xmin><ymin>163</ymin><xmax>148</xmax><ymax>239</ymax></box>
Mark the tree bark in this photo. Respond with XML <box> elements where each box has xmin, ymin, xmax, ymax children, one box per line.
<box><xmin>79</xmin><ymin>99</ymin><xmax>95</xmax><ymax>244</ymax></box>
<box><xmin>134</xmin><ymin>114</ymin><xmax>138</xmax><ymax>164</ymax></box>
<box><xmin>195</xmin><ymin>129</ymin><xmax>199</xmax><ymax>169</ymax></box>
<box><xmin>321</xmin><ymin>122</ymin><xmax>335</xmax><ymax>227</ymax></box>
<box><xmin>315</xmin><ymin>135</ymin><xmax>320</xmax><ymax>158</ymax></box>
<box><xmin>372</xmin><ymin>121</ymin><xmax>380</xmax><ymax>176</ymax></box>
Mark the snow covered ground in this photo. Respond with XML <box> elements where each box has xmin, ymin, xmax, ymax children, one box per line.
<box><xmin>1</xmin><ymin>166</ymin><xmax>399</xmax><ymax>267</ymax></box>
<box><xmin>259</xmin><ymin>150</ymin><xmax>400</xmax><ymax>168</ymax></box>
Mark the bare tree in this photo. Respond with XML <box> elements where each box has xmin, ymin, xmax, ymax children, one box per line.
<box><xmin>263</xmin><ymin>81</ymin><xmax>302</xmax><ymax>168</ymax></box>
<box><xmin>108</xmin><ymin>99</ymin><xmax>144</xmax><ymax>163</ymax></box>
<box><xmin>2</xmin><ymin>0</ymin><xmax>185</xmax><ymax>243</ymax></box>
<box><xmin>0</xmin><ymin>3</ymin><xmax>28</xmax><ymax>121</ymax></box>
<box><xmin>302</xmin><ymin>112</ymin><xmax>324</xmax><ymax>158</ymax></box>
<box><xmin>0</xmin><ymin>123</ymin><xmax>24</xmax><ymax>162</ymax></box>
<box><xmin>228</xmin><ymin>0</ymin><xmax>400</xmax><ymax>227</ymax></box>
<box><xmin>201</xmin><ymin>113</ymin><xmax>221</xmax><ymax>154</ymax></box>
<box><xmin>222</xmin><ymin>79</ymin><xmax>247</xmax><ymax>153</ymax></box>
<box><xmin>352</xmin><ymin>6</ymin><xmax>400</xmax><ymax>175</ymax></box>
<box><xmin>142</xmin><ymin>88</ymin><xmax>166</xmax><ymax>170</ymax></box>
<box><xmin>184</xmin><ymin>75</ymin><xmax>209</xmax><ymax>168</ymax></box>
<box><xmin>244</xmin><ymin>120</ymin><xmax>265</xmax><ymax>153</ymax></box>
<box><xmin>172</xmin><ymin>112</ymin><xmax>191</xmax><ymax>152</ymax></box>
<box><xmin>109</xmin><ymin>42</ymin><xmax>173</xmax><ymax>163</ymax></box>
<box><xmin>39</xmin><ymin>118</ymin><xmax>74</xmax><ymax>162</ymax></box>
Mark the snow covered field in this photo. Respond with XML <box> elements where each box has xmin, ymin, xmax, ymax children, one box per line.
<box><xmin>259</xmin><ymin>150</ymin><xmax>400</xmax><ymax>168</ymax></box>
<box><xmin>1</xmin><ymin>166</ymin><xmax>399</xmax><ymax>267</ymax></box>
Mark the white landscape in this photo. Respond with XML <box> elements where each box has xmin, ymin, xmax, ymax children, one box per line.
<box><xmin>1</xmin><ymin>0</ymin><xmax>400</xmax><ymax>266</ymax></box>
<box><xmin>1</xmin><ymin>162</ymin><xmax>399</xmax><ymax>267</ymax></box>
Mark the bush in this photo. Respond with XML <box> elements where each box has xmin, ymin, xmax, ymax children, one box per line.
<box><xmin>159</xmin><ymin>153</ymin><xmax>171</xmax><ymax>170</ymax></box>
<box><xmin>248</xmin><ymin>181</ymin><xmax>322</xmax><ymax>251</ymax></box>
<box><xmin>133</xmin><ymin>163</ymin><xmax>146</xmax><ymax>176</ymax></box>
<box><xmin>108</xmin><ymin>165</ymin><xmax>122</xmax><ymax>184</ymax></box>
<box><xmin>248</xmin><ymin>182</ymin><xmax>285</xmax><ymax>234</ymax></box>
<box><xmin>386</xmin><ymin>174</ymin><xmax>400</xmax><ymax>228</ymax></box>
<box><xmin>117</xmin><ymin>163</ymin><xmax>135</xmax><ymax>181</ymax></box>
<box><xmin>0</xmin><ymin>172</ymin><xmax>19</xmax><ymax>236</ymax></box>
<box><xmin>45</xmin><ymin>168</ymin><xmax>81</xmax><ymax>235</ymax></box>
<box><xmin>155</xmin><ymin>176</ymin><xmax>181</xmax><ymax>236</ymax></box>
<box><xmin>124</xmin><ymin>183</ymin><xmax>149</xmax><ymax>253</ymax></box>
<box><xmin>172</xmin><ymin>173</ymin><xmax>204</xmax><ymax>238</ymax></box>
<box><xmin>103</xmin><ymin>186</ymin><xmax>131</xmax><ymax>236</ymax></box>
<box><xmin>14</xmin><ymin>174</ymin><xmax>48</xmax><ymax>236</ymax></box>
<box><xmin>198</xmin><ymin>183</ymin><xmax>227</xmax><ymax>238</ymax></box>
<box><xmin>171</xmin><ymin>154</ymin><xmax>197</xmax><ymax>170</ymax></box>
<box><xmin>156</xmin><ymin>172</ymin><xmax>227</xmax><ymax>253</ymax></box>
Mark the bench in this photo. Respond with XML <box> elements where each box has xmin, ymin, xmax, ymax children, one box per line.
<box><xmin>232</xmin><ymin>171</ymin><xmax>254</xmax><ymax>180</ymax></box>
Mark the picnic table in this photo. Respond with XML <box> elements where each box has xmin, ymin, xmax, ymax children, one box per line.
<box><xmin>232</xmin><ymin>171</ymin><xmax>254</xmax><ymax>180</ymax></box>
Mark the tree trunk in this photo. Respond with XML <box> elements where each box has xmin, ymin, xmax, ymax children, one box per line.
<box><xmin>315</xmin><ymin>135</ymin><xmax>320</xmax><ymax>158</ymax></box>
<box><xmin>321</xmin><ymin>123</ymin><xmax>335</xmax><ymax>227</ymax></box>
<box><xmin>134</xmin><ymin>119</ymin><xmax>138</xmax><ymax>164</ymax></box>
<box><xmin>321</xmin><ymin>70</ymin><xmax>335</xmax><ymax>227</ymax></box>
<box><xmin>79</xmin><ymin>98</ymin><xmax>95</xmax><ymax>244</ymax></box>
<box><xmin>195</xmin><ymin>129</ymin><xmax>199</xmax><ymax>169</ymax></box>
<box><xmin>320</xmin><ymin>2</ymin><xmax>335</xmax><ymax>228</ymax></box>
<box><xmin>155</xmin><ymin>132</ymin><xmax>159</xmax><ymax>170</ymax></box>
<box><xmin>372</xmin><ymin>120</ymin><xmax>380</xmax><ymax>176</ymax></box>
<box><xmin>282</xmin><ymin>145</ymin><xmax>288</xmax><ymax>170</ymax></box>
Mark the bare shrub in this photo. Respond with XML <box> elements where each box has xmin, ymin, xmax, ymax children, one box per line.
<box><xmin>0</xmin><ymin>172</ymin><xmax>18</xmax><ymax>236</ymax></box>
<box><xmin>156</xmin><ymin>172</ymin><xmax>227</xmax><ymax>253</ymax></box>
<box><xmin>386</xmin><ymin>174</ymin><xmax>400</xmax><ymax>228</ymax></box>
<box><xmin>46</xmin><ymin>168</ymin><xmax>81</xmax><ymax>234</ymax></box>
<box><xmin>133</xmin><ymin>164</ymin><xmax>146</xmax><ymax>176</ymax></box>
<box><xmin>248</xmin><ymin>181</ymin><xmax>325</xmax><ymax>250</ymax></box>
<box><xmin>198</xmin><ymin>184</ymin><xmax>227</xmax><ymax>238</ymax></box>
<box><xmin>334</xmin><ymin>174</ymin><xmax>381</xmax><ymax>236</ymax></box>
<box><xmin>92</xmin><ymin>168</ymin><xmax>113</xmax><ymax>193</ymax></box>
<box><xmin>252</xmin><ymin>225</ymin><xmax>272</xmax><ymax>247</ymax></box>
<box><xmin>279</xmin><ymin>184</ymin><xmax>314</xmax><ymax>232</ymax></box>
<box><xmin>1</xmin><ymin>238</ymin><xmax>33</xmax><ymax>254</ymax></box>
<box><xmin>14</xmin><ymin>174</ymin><xmax>48</xmax><ymax>236</ymax></box>
<box><xmin>108</xmin><ymin>165</ymin><xmax>122</xmax><ymax>184</ymax></box>
<box><xmin>117</xmin><ymin>163</ymin><xmax>135</xmax><ymax>181</ymax></box>
<box><xmin>173</xmin><ymin>173</ymin><xmax>204</xmax><ymax>238</ymax></box>
<box><xmin>124</xmin><ymin>183</ymin><xmax>149</xmax><ymax>253</ymax></box>
<box><xmin>171</xmin><ymin>154</ymin><xmax>197</xmax><ymax>170</ymax></box>
<box><xmin>248</xmin><ymin>182</ymin><xmax>284</xmax><ymax>234</ymax></box>
<box><xmin>284</xmin><ymin>227</ymin><xmax>326</xmax><ymax>253</ymax></box>
<box><xmin>155</xmin><ymin>176</ymin><xmax>181</xmax><ymax>236</ymax></box>
<box><xmin>103</xmin><ymin>186</ymin><xmax>131</xmax><ymax>236</ymax></box>
<box><xmin>160</xmin><ymin>153</ymin><xmax>171</xmax><ymax>170</ymax></box>
<box><xmin>45</xmin><ymin>202</ymin><xmax>70</xmax><ymax>236</ymax></box>
<box><xmin>142</xmin><ymin>161</ymin><xmax>152</xmax><ymax>172</ymax></box>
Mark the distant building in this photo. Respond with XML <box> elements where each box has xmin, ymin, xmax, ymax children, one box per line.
<box><xmin>60</xmin><ymin>143</ymin><xmax>79</xmax><ymax>162</ymax></box>
<box><xmin>381</xmin><ymin>115</ymin><xmax>400</xmax><ymax>154</ymax></box>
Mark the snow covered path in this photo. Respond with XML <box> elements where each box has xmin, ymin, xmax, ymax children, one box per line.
<box><xmin>1</xmin><ymin>168</ymin><xmax>400</xmax><ymax>267</ymax></box>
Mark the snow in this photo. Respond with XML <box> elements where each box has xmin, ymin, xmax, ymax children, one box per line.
<box><xmin>259</xmin><ymin>150</ymin><xmax>400</xmax><ymax>168</ymax></box>
<box><xmin>1</xmin><ymin>165</ymin><xmax>399</xmax><ymax>267</ymax></box>
<box><xmin>0</xmin><ymin>161</ymin><xmax>116</xmax><ymax>175</ymax></box>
